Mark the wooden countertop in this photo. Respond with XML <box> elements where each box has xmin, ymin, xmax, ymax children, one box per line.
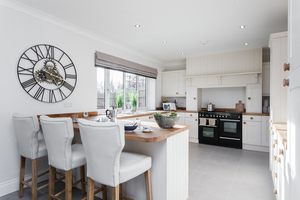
<box><xmin>73</xmin><ymin>116</ymin><xmax>190</xmax><ymax>143</ymax></box>
<box><xmin>242</xmin><ymin>113</ymin><xmax>270</xmax><ymax>116</ymax></box>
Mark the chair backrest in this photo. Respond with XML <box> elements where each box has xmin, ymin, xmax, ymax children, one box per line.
<box><xmin>78</xmin><ymin>119</ymin><xmax>125</xmax><ymax>187</ymax></box>
<box><xmin>12</xmin><ymin>113</ymin><xmax>41</xmax><ymax>159</ymax></box>
<box><xmin>40</xmin><ymin>115</ymin><xmax>74</xmax><ymax>171</ymax></box>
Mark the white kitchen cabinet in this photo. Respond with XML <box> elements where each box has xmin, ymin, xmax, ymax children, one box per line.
<box><xmin>246</xmin><ymin>84</ymin><xmax>262</xmax><ymax>113</ymax></box>
<box><xmin>184</xmin><ymin>113</ymin><xmax>198</xmax><ymax>143</ymax></box>
<box><xmin>186</xmin><ymin>87</ymin><xmax>202</xmax><ymax>111</ymax></box>
<box><xmin>176</xmin><ymin>112</ymin><xmax>185</xmax><ymax>125</ymax></box>
<box><xmin>162</xmin><ymin>70</ymin><xmax>186</xmax><ymax>97</ymax></box>
<box><xmin>262</xmin><ymin>62</ymin><xmax>270</xmax><ymax>96</ymax></box>
<box><xmin>243</xmin><ymin>115</ymin><xmax>262</xmax><ymax>146</ymax></box>
<box><xmin>269</xmin><ymin>32</ymin><xmax>288</xmax><ymax>123</ymax></box>
<box><xmin>261</xmin><ymin>116</ymin><xmax>270</xmax><ymax>147</ymax></box>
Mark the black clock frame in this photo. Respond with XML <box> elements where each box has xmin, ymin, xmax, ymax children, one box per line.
<box><xmin>17</xmin><ymin>44</ymin><xmax>77</xmax><ymax>103</ymax></box>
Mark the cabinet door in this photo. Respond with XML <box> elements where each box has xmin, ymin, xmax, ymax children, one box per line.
<box><xmin>176</xmin><ymin>112</ymin><xmax>185</xmax><ymax>125</ymax></box>
<box><xmin>243</xmin><ymin>120</ymin><xmax>262</xmax><ymax>145</ymax></box>
<box><xmin>162</xmin><ymin>72</ymin><xmax>179</xmax><ymax>96</ymax></box>
<box><xmin>178</xmin><ymin>71</ymin><xmax>186</xmax><ymax>95</ymax></box>
<box><xmin>246</xmin><ymin>84</ymin><xmax>262</xmax><ymax>113</ymax></box>
<box><xmin>261</xmin><ymin>116</ymin><xmax>270</xmax><ymax>147</ymax></box>
<box><xmin>186</xmin><ymin>87</ymin><xmax>199</xmax><ymax>111</ymax></box>
<box><xmin>185</xmin><ymin>117</ymin><xmax>198</xmax><ymax>139</ymax></box>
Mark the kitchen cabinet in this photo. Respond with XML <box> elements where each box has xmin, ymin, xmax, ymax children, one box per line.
<box><xmin>246</xmin><ymin>84</ymin><xmax>262</xmax><ymax>113</ymax></box>
<box><xmin>269</xmin><ymin>32</ymin><xmax>288</xmax><ymax>123</ymax></box>
<box><xmin>262</xmin><ymin>62</ymin><xmax>270</xmax><ymax>96</ymax></box>
<box><xmin>186</xmin><ymin>87</ymin><xmax>202</xmax><ymax>111</ymax></box>
<box><xmin>261</xmin><ymin>116</ymin><xmax>270</xmax><ymax>147</ymax></box>
<box><xmin>162</xmin><ymin>70</ymin><xmax>186</xmax><ymax>97</ymax></box>
<box><xmin>176</xmin><ymin>112</ymin><xmax>185</xmax><ymax>125</ymax></box>
<box><xmin>184</xmin><ymin>113</ymin><xmax>198</xmax><ymax>143</ymax></box>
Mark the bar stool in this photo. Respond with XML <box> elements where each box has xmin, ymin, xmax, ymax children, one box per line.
<box><xmin>40</xmin><ymin>115</ymin><xmax>88</xmax><ymax>200</ymax></box>
<box><xmin>12</xmin><ymin>113</ymin><xmax>49</xmax><ymax>200</ymax></box>
<box><xmin>78</xmin><ymin>119</ymin><xmax>153</xmax><ymax>200</ymax></box>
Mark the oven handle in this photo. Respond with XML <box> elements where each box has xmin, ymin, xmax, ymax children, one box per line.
<box><xmin>219</xmin><ymin>119</ymin><xmax>241</xmax><ymax>122</ymax></box>
<box><xmin>199</xmin><ymin>125</ymin><xmax>217</xmax><ymax>128</ymax></box>
<box><xmin>219</xmin><ymin>136</ymin><xmax>241</xmax><ymax>141</ymax></box>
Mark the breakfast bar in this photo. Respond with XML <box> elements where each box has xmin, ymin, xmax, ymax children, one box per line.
<box><xmin>72</xmin><ymin>116</ymin><xmax>189</xmax><ymax>200</ymax></box>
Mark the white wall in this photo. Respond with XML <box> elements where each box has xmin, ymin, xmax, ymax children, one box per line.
<box><xmin>201</xmin><ymin>87</ymin><xmax>246</xmax><ymax>109</ymax></box>
<box><xmin>0</xmin><ymin>2</ymin><xmax>164</xmax><ymax>196</ymax></box>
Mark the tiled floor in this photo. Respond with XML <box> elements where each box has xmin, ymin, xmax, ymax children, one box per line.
<box><xmin>1</xmin><ymin>143</ymin><xmax>275</xmax><ymax>200</ymax></box>
<box><xmin>189</xmin><ymin>143</ymin><xmax>275</xmax><ymax>200</ymax></box>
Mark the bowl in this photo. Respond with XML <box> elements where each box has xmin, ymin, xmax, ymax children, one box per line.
<box><xmin>124</xmin><ymin>123</ymin><xmax>138</xmax><ymax>131</ymax></box>
<box><xmin>153</xmin><ymin>114</ymin><xmax>181</xmax><ymax>129</ymax></box>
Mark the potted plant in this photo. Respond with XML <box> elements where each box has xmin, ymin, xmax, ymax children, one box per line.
<box><xmin>128</xmin><ymin>92</ymin><xmax>138</xmax><ymax>113</ymax></box>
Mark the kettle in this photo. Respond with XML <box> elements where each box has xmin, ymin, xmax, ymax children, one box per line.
<box><xmin>207</xmin><ymin>103</ymin><xmax>214</xmax><ymax>112</ymax></box>
<box><xmin>106</xmin><ymin>107</ymin><xmax>118</xmax><ymax>122</ymax></box>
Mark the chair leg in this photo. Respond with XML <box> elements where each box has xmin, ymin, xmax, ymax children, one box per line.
<box><xmin>112</xmin><ymin>185</ymin><xmax>120</xmax><ymax>200</ymax></box>
<box><xmin>144</xmin><ymin>169</ymin><xmax>153</xmax><ymax>200</ymax></box>
<box><xmin>19</xmin><ymin>156</ymin><xmax>26</xmax><ymax>198</ymax></box>
<box><xmin>65</xmin><ymin>169</ymin><xmax>72</xmax><ymax>200</ymax></box>
<box><xmin>87</xmin><ymin>177</ymin><xmax>95</xmax><ymax>200</ymax></box>
<box><xmin>102</xmin><ymin>184</ymin><xmax>107</xmax><ymax>200</ymax></box>
<box><xmin>49</xmin><ymin>165</ymin><xmax>56</xmax><ymax>200</ymax></box>
<box><xmin>31</xmin><ymin>159</ymin><xmax>38</xmax><ymax>200</ymax></box>
<box><xmin>119</xmin><ymin>184</ymin><xmax>122</xmax><ymax>199</ymax></box>
<box><xmin>80</xmin><ymin>165</ymin><xmax>86</xmax><ymax>195</ymax></box>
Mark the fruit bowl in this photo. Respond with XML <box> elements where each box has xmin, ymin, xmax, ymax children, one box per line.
<box><xmin>153</xmin><ymin>113</ymin><xmax>181</xmax><ymax>129</ymax></box>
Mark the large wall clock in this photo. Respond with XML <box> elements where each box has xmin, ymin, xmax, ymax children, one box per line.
<box><xmin>17</xmin><ymin>44</ymin><xmax>77</xmax><ymax>103</ymax></box>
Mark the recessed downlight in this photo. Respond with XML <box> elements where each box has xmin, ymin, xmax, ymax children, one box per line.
<box><xmin>163</xmin><ymin>41</ymin><xmax>167</xmax><ymax>44</ymax></box>
<box><xmin>181</xmin><ymin>52</ymin><xmax>184</xmax><ymax>55</ymax></box>
<box><xmin>239</xmin><ymin>25</ymin><xmax>246</xmax><ymax>29</ymax></box>
<box><xmin>135</xmin><ymin>24</ymin><xmax>141</xmax><ymax>28</ymax></box>
<box><xmin>244</xmin><ymin>42</ymin><xmax>249</xmax><ymax>46</ymax></box>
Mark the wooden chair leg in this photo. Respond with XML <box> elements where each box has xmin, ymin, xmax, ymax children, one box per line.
<box><xmin>102</xmin><ymin>184</ymin><xmax>107</xmax><ymax>200</ymax></box>
<box><xmin>31</xmin><ymin>159</ymin><xmax>38</xmax><ymax>200</ymax></box>
<box><xmin>87</xmin><ymin>177</ymin><xmax>95</xmax><ymax>200</ymax></box>
<box><xmin>80</xmin><ymin>165</ymin><xmax>86</xmax><ymax>195</ymax></box>
<box><xmin>119</xmin><ymin>184</ymin><xmax>122</xmax><ymax>198</ymax></box>
<box><xmin>49</xmin><ymin>165</ymin><xmax>56</xmax><ymax>200</ymax></box>
<box><xmin>144</xmin><ymin>169</ymin><xmax>153</xmax><ymax>200</ymax></box>
<box><xmin>112</xmin><ymin>185</ymin><xmax>120</xmax><ymax>200</ymax></box>
<box><xmin>65</xmin><ymin>169</ymin><xmax>72</xmax><ymax>200</ymax></box>
<box><xmin>19</xmin><ymin>156</ymin><xmax>26</xmax><ymax>198</ymax></box>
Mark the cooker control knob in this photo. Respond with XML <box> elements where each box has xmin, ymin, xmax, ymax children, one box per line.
<box><xmin>225</xmin><ymin>116</ymin><xmax>228</xmax><ymax>118</ymax></box>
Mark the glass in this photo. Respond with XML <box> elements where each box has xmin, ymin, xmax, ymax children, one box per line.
<box><xmin>72</xmin><ymin>114</ymin><xmax>78</xmax><ymax>123</ymax></box>
<box><xmin>108</xmin><ymin>70</ymin><xmax>124</xmax><ymax>107</ymax></box>
<box><xmin>125</xmin><ymin>73</ymin><xmax>137</xmax><ymax>109</ymax></box>
<box><xmin>97</xmin><ymin>68</ymin><xmax>105</xmax><ymax>109</ymax></box>
<box><xmin>224</xmin><ymin>122</ymin><xmax>237</xmax><ymax>134</ymax></box>
<box><xmin>138</xmin><ymin>76</ymin><xmax>146</xmax><ymax>107</ymax></box>
<box><xmin>203</xmin><ymin>127</ymin><xmax>214</xmax><ymax>138</ymax></box>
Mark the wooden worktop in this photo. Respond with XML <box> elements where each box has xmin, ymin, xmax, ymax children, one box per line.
<box><xmin>242</xmin><ymin>113</ymin><xmax>270</xmax><ymax>116</ymax></box>
<box><xmin>72</xmin><ymin>116</ymin><xmax>190</xmax><ymax>143</ymax></box>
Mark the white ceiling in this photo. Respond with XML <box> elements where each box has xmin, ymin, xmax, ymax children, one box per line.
<box><xmin>13</xmin><ymin>0</ymin><xmax>288</xmax><ymax>67</ymax></box>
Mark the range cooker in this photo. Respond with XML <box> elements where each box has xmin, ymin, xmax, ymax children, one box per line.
<box><xmin>198</xmin><ymin>111</ymin><xmax>242</xmax><ymax>149</ymax></box>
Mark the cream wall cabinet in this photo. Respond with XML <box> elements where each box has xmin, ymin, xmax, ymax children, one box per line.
<box><xmin>186</xmin><ymin>87</ymin><xmax>202</xmax><ymax>111</ymax></box>
<box><xmin>162</xmin><ymin>70</ymin><xmax>186</xmax><ymax>97</ymax></box>
<box><xmin>246</xmin><ymin>84</ymin><xmax>262</xmax><ymax>113</ymax></box>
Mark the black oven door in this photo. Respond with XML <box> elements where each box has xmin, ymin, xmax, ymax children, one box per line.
<box><xmin>199</xmin><ymin>125</ymin><xmax>218</xmax><ymax>145</ymax></box>
<box><xmin>219</xmin><ymin>119</ymin><xmax>242</xmax><ymax>148</ymax></box>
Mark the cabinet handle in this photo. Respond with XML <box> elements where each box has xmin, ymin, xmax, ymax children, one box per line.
<box><xmin>274</xmin><ymin>156</ymin><xmax>277</xmax><ymax>161</ymax></box>
<box><xmin>176</xmin><ymin>92</ymin><xmax>178</xmax><ymax>94</ymax></box>
<box><xmin>269</xmin><ymin>119</ymin><xmax>273</xmax><ymax>123</ymax></box>
<box><xmin>283</xmin><ymin>63</ymin><xmax>290</xmax><ymax>71</ymax></box>
<box><xmin>279</xmin><ymin>149</ymin><xmax>284</xmax><ymax>155</ymax></box>
<box><xmin>274</xmin><ymin>189</ymin><xmax>277</xmax><ymax>195</ymax></box>
<box><xmin>248</xmin><ymin>97</ymin><xmax>251</xmax><ymax>100</ymax></box>
<box><xmin>283</xmin><ymin>79</ymin><xmax>289</xmax><ymax>87</ymax></box>
<box><xmin>270</xmin><ymin>126</ymin><xmax>273</xmax><ymax>130</ymax></box>
<box><xmin>272</xmin><ymin>144</ymin><xmax>275</xmax><ymax>148</ymax></box>
<box><xmin>195</xmin><ymin>119</ymin><xmax>197</xmax><ymax>121</ymax></box>
<box><xmin>149</xmin><ymin>116</ymin><xmax>153</xmax><ymax>119</ymax></box>
<box><xmin>136</xmin><ymin>118</ymin><xmax>139</xmax><ymax>120</ymax></box>
<box><xmin>193</xmin><ymin>97</ymin><xmax>196</xmax><ymax>100</ymax></box>
<box><xmin>271</xmin><ymin>131</ymin><xmax>274</xmax><ymax>135</ymax></box>
<box><xmin>250</xmin><ymin>117</ymin><xmax>253</xmax><ymax>120</ymax></box>
<box><xmin>185</xmin><ymin>92</ymin><xmax>187</xmax><ymax>94</ymax></box>
<box><xmin>274</xmin><ymin>139</ymin><xmax>278</xmax><ymax>145</ymax></box>
<box><xmin>277</xmin><ymin>157</ymin><xmax>281</xmax><ymax>163</ymax></box>
<box><xmin>190</xmin><ymin>114</ymin><xmax>192</xmax><ymax>117</ymax></box>
<box><xmin>243</xmin><ymin>122</ymin><xmax>246</xmax><ymax>124</ymax></box>
<box><xmin>274</xmin><ymin>172</ymin><xmax>278</xmax><ymax>178</ymax></box>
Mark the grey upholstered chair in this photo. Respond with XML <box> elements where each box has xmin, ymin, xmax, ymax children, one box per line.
<box><xmin>78</xmin><ymin>119</ymin><xmax>153</xmax><ymax>200</ymax></box>
<box><xmin>40</xmin><ymin>115</ymin><xmax>87</xmax><ymax>200</ymax></box>
<box><xmin>12</xmin><ymin>113</ymin><xmax>48</xmax><ymax>200</ymax></box>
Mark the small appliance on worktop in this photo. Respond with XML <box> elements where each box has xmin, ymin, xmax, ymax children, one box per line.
<box><xmin>198</xmin><ymin>111</ymin><xmax>242</xmax><ymax>149</ymax></box>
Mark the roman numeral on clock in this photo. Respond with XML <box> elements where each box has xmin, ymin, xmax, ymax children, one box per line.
<box><xmin>18</xmin><ymin>67</ymin><xmax>34</xmax><ymax>76</ymax></box>
<box><xmin>49</xmin><ymin>90</ymin><xmax>57</xmax><ymax>103</ymax></box>
<box><xmin>63</xmin><ymin>63</ymin><xmax>74</xmax><ymax>70</ymax></box>
<box><xmin>21</xmin><ymin>53</ymin><xmax>38</xmax><ymax>65</ymax></box>
<box><xmin>30</xmin><ymin>46</ymin><xmax>44</xmax><ymax>60</ymax></box>
<box><xmin>45</xmin><ymin>45</ymin><xmax>54</xmax><ymax>59</ymax></box>
<box><xmin>34</xmin><ymin>86</ymin><xmax>45</xmax><ymax>100</ymax></box>
<box><xmin>21</xmin><ymin>78</ymin><xmax>37</xmax><ymax>88</ymax></box>
<box><xmin>62</xmin><ymin>82</ymin><xmax>74</xmax><ymax>91</ymax></box>
<box><xmin>66</xmin><ymin>74</ymin><xmax>77</xmax><ymax>79</ymax></box>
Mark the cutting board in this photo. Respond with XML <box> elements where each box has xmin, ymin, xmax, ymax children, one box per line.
<box><xmin>236</xmin><ymin>100</ymin><xmax>244</xmax><ymax>112</ymax></box>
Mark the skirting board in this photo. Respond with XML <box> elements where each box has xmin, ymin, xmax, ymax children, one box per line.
<box><xmin>189</xmin><ymin>138</ymin><xmax>198</xmax><ymax>143</ymax></box>
<box><xmin>243</xmin><ymin>144</ymin><xmax>269</xmax><ymax>152</ymax></box>
<box><xmin>0</xmin><ymin>168</ymin><xmax>49</xmax><ymax>197</ymax></box>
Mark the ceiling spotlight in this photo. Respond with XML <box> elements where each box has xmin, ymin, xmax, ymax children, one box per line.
<box><xmin>181</xmin><ymin>52</ymin><xmax>184</xmax><ymax>55</ymax></box>
<box><xmin>240</xmin><ymin>25</ymin><xmax>246</xmax><ymax>29</ymax></box>
<box><xmin>163</xmin><ymin>41</ymin><xmax>167</xmax><ymax>44</ymax></box>
<box><xmin>135</xmin><ymin>24</ymin><xmax>141</xmax><ymax>28</ymax></box>
<box><xmin>244</xmin><ymin>43</ymin><xmax>249</xmax><ymax>46</ymax></box>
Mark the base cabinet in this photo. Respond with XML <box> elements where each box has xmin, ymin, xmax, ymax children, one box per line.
<box><xmin>184</xmin><ymin>113</ymin><xmax>198</xmax><ymax>143</ymax></box>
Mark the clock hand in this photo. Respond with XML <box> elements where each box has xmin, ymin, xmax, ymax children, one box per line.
<box><xmin>42</xmin><ymin>69</ymin><xmax>68</xmax><ymax>83</ymax></box>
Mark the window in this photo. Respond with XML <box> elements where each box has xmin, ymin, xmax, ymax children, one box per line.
<box><xmin>97</xmin><ymin>68</ymin><xmax>147</xmax><ymax>110</ymax></box>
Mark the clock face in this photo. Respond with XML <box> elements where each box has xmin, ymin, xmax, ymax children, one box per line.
<box><xmin>17</xmin><ymin>44</ymin><xmax>77</xmax><ymax>103</ymax></box>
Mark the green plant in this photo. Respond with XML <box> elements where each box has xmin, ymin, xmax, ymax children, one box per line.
<box><xmin>168</xmin><ymin>112</ymin><xmax>177</xmax><ymax>117</ymax></box>
<box><xmin>116</xmin><ymin>92</ymin><xmax>123</xmax><ymax>108</ymax></box>
<box><xmin>154</xmin><ymin>112</ymin><xmax>162</xmax><ymax>116</ymax></box>
<box><xmin>128</xmin><ymin>92</ymin><xmax>138</xmax><ymax>107</ymax></box>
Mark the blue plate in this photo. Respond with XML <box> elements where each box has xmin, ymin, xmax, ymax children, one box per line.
<box><xmin>124</xmin><ymin>124</ymin><xmax>138</xmax><ymax>131</ymax></box>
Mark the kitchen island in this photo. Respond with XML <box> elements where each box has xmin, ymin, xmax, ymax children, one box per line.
<box><xmin>73</xmin><ymin>118</ymin><xmax>190</xmax><ymax>200</ymax></box>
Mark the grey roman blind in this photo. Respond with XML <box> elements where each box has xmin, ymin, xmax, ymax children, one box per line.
<box><xmin>95</xmin><ymin>51</ymin><xmax>158</xmax><ymax>79</ymax></box>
